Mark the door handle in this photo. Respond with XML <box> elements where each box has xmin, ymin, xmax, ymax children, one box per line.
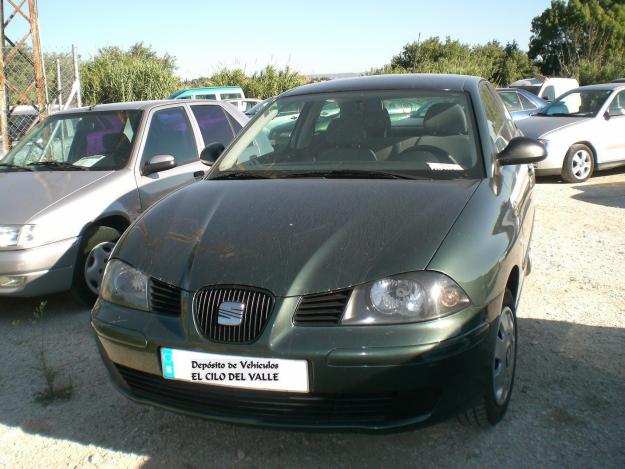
<box><xmin>194</xmin><ymin>170</ymin><xmax>206</xmax><ymax>179</ymax></box>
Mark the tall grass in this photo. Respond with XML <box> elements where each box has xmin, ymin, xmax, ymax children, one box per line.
<box><xmin>81</xmin><ymin>53</ymin><xmax>181</xmax><ymax>105</ymax></box>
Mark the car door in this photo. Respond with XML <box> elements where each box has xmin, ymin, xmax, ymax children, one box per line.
<box><xmin>602</xmin><ymin>90</ymin><xmax>625</xmax><ymax>163</ymax></box>
<box><xmin>481</xmin><ymin>83</ymin><xmax>533</xmax><ymax>266</ymax></box>
<box><xmin>135</xmin><ymin>105</ymin><xmax>206</xmax><ymax>210</ymax></box>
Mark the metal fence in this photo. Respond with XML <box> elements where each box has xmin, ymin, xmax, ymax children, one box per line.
<box><xmin>1</xmin><ymin>45</ymin><xmax>82</xmax><ymax>155</ymax></box>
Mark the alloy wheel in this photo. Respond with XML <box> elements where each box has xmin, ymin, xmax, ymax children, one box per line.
<box><xmin>571</xmin><ymin>149</ymin><xmax>592</xmax><ymax>180</ymax></box>
<box><xmin>492</xmin><ymin>306</ymin><xmax>516</xmax><ymax>406</ymax></box>
<box><xmin>84</xmin><ymin>241</ymin><xmax>115</xmax><ymax>295</ymax></box>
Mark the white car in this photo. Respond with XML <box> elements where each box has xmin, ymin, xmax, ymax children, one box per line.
<box><xmin>509</xmin><ymin>77</ymin><xmax>579</xmax><ymax>102</ymax></box>
<box><xmin>226</xmin><ymin>98</ymin><xmax>262</xmax><ymax>113</ymax></box>
<box><xmin>516</xmin><ymin>83</ymin><xmax>625</xmax><ymax>182</ymax></box>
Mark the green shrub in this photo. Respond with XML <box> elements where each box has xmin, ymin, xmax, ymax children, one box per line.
<box><xmin>81</xmin><ymin>43</ymin><xmax>181</xmax><ymax>104</ymax></box>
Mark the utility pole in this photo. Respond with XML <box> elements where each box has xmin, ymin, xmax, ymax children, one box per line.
<box><xmin>0</xmin><ymin>0</ymin><xmax>46</xmax><ymax>154</ymax></box>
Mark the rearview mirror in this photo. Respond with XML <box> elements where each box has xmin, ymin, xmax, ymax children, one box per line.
<box><xmin>497</xmin><ymin>137</ymin><xmax>547</xmax><ymax>166</ymax></box>
<box><xmin>142</xmin><ymin>154</ymin><xmax>176</xmax><ymax>175</ymax></box>
<box><xmin>200</xmin><ymin>142</ymin><xmax>225</xmax><ymax>166</ymax></box>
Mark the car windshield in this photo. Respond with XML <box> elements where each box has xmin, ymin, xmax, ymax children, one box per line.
<box><xmin>0</xmin><ymin>110</ymin><xmax>142</xmax><ymax>171</ymax></box>
<box><xmin>539</xmin><ymin>90</ymin><xmax>611</xmax><ymax>117</ymax></box>
<box><xmin>212</xmin><ymin>90</ymin><xmax>482</xmax><ymax>180</ymax></box>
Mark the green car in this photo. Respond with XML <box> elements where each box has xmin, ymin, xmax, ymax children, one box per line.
<box><xmin>92</xmin><ymin>74</ymin><xmax>546</xmax><ymax>430</ymax></box>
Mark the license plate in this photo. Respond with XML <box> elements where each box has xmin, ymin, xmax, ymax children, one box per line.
<box><xmin>160</xmin><ymin>348</ymin><xmax>309</xmax><ymax>393</ymax></box>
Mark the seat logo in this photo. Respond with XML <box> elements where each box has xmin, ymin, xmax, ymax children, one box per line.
<box><xmin>217</xmin><ymin>301</ymin><xmax>245</xmax><ymax>326</ymax></box>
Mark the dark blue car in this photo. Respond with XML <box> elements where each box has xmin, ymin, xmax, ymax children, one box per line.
<box><xmin>497</xmin><ymin>88</ymin><xmax>547</xmax><ymax>121</ymax></box>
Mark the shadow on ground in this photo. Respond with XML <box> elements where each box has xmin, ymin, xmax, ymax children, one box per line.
<box><xmin>571</xmin><ymin>181</ymin><xmax>625</xmax><ymax>209</ymax></box>
<box><xmin>0</xmin><ymin>296</ymin><xmax>623</xmax><ymax>468</ymax></box>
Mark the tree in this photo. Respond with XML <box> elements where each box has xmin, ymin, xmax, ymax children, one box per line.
<box><xmin>529</xmin><ymin>0</ymin><xmax>625</xmax><ymax>80</ymax></box>
<box><xmin>81</xmin><ymin>43</ymin><xmax>180</xmax><ymax>104</ymax></box>
<box><xmin>371</xmin><ymin>36</ymin><xmax>537</xmax><ymax>86</ymax></box>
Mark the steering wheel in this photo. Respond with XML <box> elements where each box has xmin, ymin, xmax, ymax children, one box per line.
<box><xmin>395</xmin><ymin>144</ymin><xmax>458</xmax><ymax>164</ymax></box>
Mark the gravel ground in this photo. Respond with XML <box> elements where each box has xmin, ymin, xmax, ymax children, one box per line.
<box><xmin>1</xmin><ymin>171</ymin><xmax>624</xmax><ymax>469</ymax></box>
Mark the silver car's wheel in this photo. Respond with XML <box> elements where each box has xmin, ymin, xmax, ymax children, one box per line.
<box><xmin>562</xmin><ymin>144</ymin><xmax>594</xmax><ymax>183</ymax></box>
<box><xmin>84</xmin><ymin>241</ymin><xmax>115</xmax><ymax>295</ymax></box>
<box><xmin>492</xmin><ymin>306</ymin><xmax>516</xmax><ymax>406</ymax></box>
<box><xmin>571</xmin><ymin>149</ymin><xmax>592</xmax><ymax>180</ymax></box>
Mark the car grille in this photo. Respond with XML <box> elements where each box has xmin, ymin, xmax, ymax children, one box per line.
<box><xmin>150</xmin><ymin>279</ymin><xmax>182</xmax><ymax>316</ymax></box>
<box><xmin>293</xmin><ymin>290</ymin><xmax>351</xmax><ymax>325</ymax></box>
<box><xmin>193</xmin><ymin>286</ymin><xmax>274</xmax><ymax>343</ymax></box>
<box><xmin>115</xmin><ymin>364</ymin><xmax>439</xmax><ymax>426</ymax></box>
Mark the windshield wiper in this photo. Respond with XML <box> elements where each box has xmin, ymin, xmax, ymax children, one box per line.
<box><xmin>27</xmin><ymin>161</ymin><xmax>87</xmax><ymax>171</ymax></box>
<box><xmin>0</xmin><ymin>163</ymin><xmax>34</xmax><ymax>171</ymax></box>
<box><xmin>279</xmin><ymin>169</ymin><xmax>428</xmax><ymax>180</ymax></box>
<box><xmin>209</xmin><ymin>171</ymin><xmax>273</xmax><ymax>180</ymax></box>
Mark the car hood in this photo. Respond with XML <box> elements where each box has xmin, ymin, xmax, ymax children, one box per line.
<box><xmin>116</xmin><ymin>178</ymin><xmax>479</xmax><ymax>297</ymax></box>
<box><xmin>516</xmin><ymin>116</ymin><xmax>592</xmax><ymax>139</ymax></box>
<box><xmin>0</xmin><ymin>170</ymin><xmax>113</xmax><ymax>224</ymax></box>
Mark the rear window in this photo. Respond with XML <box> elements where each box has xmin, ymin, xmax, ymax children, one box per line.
<box><xmin>191</xmin><ymin>105</ymin><xmax>235</xmax><ymax>146</ymax></box>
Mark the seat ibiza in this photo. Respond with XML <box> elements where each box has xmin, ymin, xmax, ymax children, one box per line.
<box><xmin>92</xmin><ymin>75</ymin><xmax>546</xmax><ymax>430</ymax></box>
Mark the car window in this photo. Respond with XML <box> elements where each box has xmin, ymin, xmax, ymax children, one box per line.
<box><xmin>518</xmin><ymin>93</ymin><xmax>537</xmax><ymax>110</ymax></box>
<box><xmin>480</xmin><ymin>84</ymin><xmax>508</xmax><ymax>152</ymax></box>
<box><xmin>195</xmin><ymin>94</ymin><xmax>216</xmax><ymax>100</ymax></box>
<box><xmin>191</xmin><ymin>105</ymin><xmax>236</xmax><ymax>147</ymax></box>
<box><xmin>215</xmin><ymin>90</ymin><xmax>483</xmax><ymax>180</ymax></box>
<box><xmin>142</xmin><ymin>107</ymin><xmax>198</xmax><ymax>166</ymax></box>
<box><xmin>220</xmin><ymin>93</ymin><xmax>244</xmax><ymax>100</ymax></box>
<box><xmin>499</xmin><ymin>92</ymin><xmax>523</xmax><ymax>112</ymax></box>
<box><xmin>314</xmin><ymin>100</ymin><xmax>340</xmax><ymax>132</ymax></box>
<box><xmin>541</xmin><ymin>85</ymin><xmax>556</xmax><ymax>101</ymax></box>
<box><xmin>1</xmin><ymin>110</ymin><xmax>142</xmax><ymax>170</ymax></box>
<box><xmin>542</xmin><ymin>90</ymin><xmax>611</xmax><ymax>117</ymax></box>
<box><xmin>225</xmin><ymin>113</ymin><xmax>242</xmax><ymax>133</ymax></box>
<box><xmin>608</xmin><ymin>90</ymin><xmax>625</xmax><ymax>113</ymax></box>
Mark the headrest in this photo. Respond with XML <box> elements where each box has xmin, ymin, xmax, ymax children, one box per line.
<box><xmin>364</xmin><ymin>107</ymin><xmax>391</xmax><ymax>138</ymax></box>
<box><xmin>325</xmin><ymin>118</ymin><xmax>366</xmax><ymax>146</ymax></box>
<box><xmin>102</xmin><ymin>132</ymin><xmax>131</xmax><ymax>153</ymax></box>
<box><xmin>423</xmin><ymin>103</ymin><xmax>467</xmax><ymax>135</ymax></box>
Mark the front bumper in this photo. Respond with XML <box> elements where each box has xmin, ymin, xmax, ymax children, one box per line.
<box><xmin>0</xmin><ymin>237</ymin><xmax>79</xmax><ymax>297</ymax></box>
<box><xmin>92</xmin><ymin>294</ymin><xmax>502</xmax><ymax>431</ymax></box>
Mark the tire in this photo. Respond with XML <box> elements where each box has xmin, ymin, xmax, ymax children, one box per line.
<box><xmin>72</xmin><ymin>225</ymin><xmax>121</xmax><ymax>306</ymax></box>
<box><xmin>458</xmin><ymin>290</ymin><xmax>517</xmax><ymax>427</ymax></box>
<box><xmin>562</xmin><ymin>144</ymin><xmax>594</xmax><ymax>183</ymax></box>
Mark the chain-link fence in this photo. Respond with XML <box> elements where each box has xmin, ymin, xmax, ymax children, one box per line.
<box><xmin>1</xmin><ymin>45</ymin><xmax>81</xmax><ymax>155</ymax></box>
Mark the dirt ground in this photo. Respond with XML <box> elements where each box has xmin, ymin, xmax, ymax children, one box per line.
<box><xmin>1</xmin><ymin>171</ymin><xmax>624</xmax><ymax>469</ymax></box>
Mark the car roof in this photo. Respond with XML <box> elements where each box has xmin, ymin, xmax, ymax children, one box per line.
<box><xmin>169</xmin><ymin>86</ymin><xmax>244</xmax><ymax>98</ymax></box>
<box><xmin>574</xmin><ymin>83</ymin><xmax>625</xmax><ymax>92</ymax></box>
<box><xmin>509</xmin><ymin>77</ymin><xmax>578</xmax><ymax>87</ymax></box>
<box><xmin>51</xmin><ymin>99</ymin><xmax>228</xmax><ymax>116</ymax></box>
<box><xmin>280</xmin><ymin>74</ymin><xmax>483</xmax><ymax>98</ymax></box>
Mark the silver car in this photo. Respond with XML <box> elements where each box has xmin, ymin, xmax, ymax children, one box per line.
<box><xmin>516</xmin><ymin>83</ymin><xmax>625</xmax><ymax>182</ymax></box>
<box><xmin>0</xmin><ymin>100</ymin><xmax>247</xmax><ymax>301</ymax></box>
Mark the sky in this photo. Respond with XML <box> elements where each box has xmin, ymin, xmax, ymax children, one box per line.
<box><xmin>35</xmin><ymin>0</ymin><xmax>551</xmax><ymax>79</ymax></box>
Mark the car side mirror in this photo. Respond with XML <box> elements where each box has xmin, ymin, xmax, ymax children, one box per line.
<box><xmin>497</xmin><ymin>137</ymin><xmax>547</xmax><ymax>166</ymax></box>
<box><xmin>142</xmin><ymin>154</ymin><xmax>176</xmax><ymax>175</ymax></box>
<box><xmin>606</xmin><ymin>108</ymin><xmax>625</xmax><ymax>119</ymax></box>
<box><xmin>200</xmin><ymin>142</ymin><xmax>225</xmax><ymax>166</ymax></box>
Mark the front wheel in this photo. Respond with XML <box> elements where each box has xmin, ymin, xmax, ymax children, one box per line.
<box><xmin>459</xmin><ymin>290</ymin><xmax>517</xmax><ymax>426</ymax></box>
<box><xmin>562</xmin><ymin>144</ymin><xmax>594</xmax><ymax>183</ymax></box>
<box><xmin>72</xmin><ymin>226</ymin><xmax>120</xmax><ymax>305</ymax></box>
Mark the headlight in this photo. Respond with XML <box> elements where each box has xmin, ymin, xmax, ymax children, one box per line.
<box><xmin>0</xmin><ymin>225</ymin><xmax>36</xmax><ymax>249</ymax></box>
<box><xmin>342</xmin><ymin>272</ymin><xmax>470</xmax><ymax>325</ymax></box>
<box><xmin>100</xmin><ymin>259</ymin><xmax>149</xmax><ymax>311</ymax></box>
